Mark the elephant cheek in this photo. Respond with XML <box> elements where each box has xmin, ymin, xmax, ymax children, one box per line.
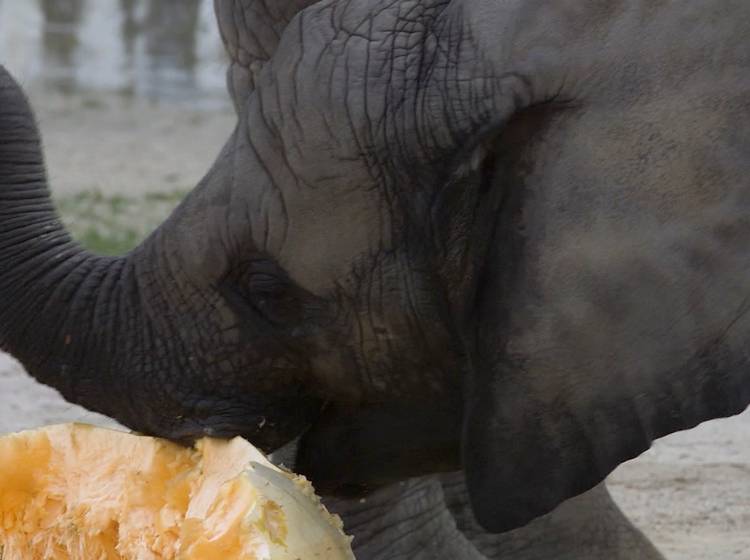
<box><xmin>295</xmin><ymin>402</ymin><xmax>463</xmax><ymax>496</ymax></box>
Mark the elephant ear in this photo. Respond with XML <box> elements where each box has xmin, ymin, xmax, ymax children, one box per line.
<box><xmin>461</xmin><ymin>121</ymin><xmax>750</xmax><ymax>533</ymax></box>
<box><xmin>214</xmin><ymin>0</ymin><xmax>317</xmax><ymax>111</ymax></box>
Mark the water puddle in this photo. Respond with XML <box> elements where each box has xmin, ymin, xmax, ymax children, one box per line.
<box><xmin>0</xmin><ymin>0</ymin><xmax>230</xmax><ymax>109</ymax></box>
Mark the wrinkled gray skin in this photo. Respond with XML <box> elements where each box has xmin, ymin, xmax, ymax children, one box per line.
<box><xmin>323</xmin><ymin>474</ymin><xmax>662</xmax><ymax>559</ymax></box>
<box><xmin>1</xmin><ymin>0</ymin><xmax>749</xmax><ymax>557</ymax></box>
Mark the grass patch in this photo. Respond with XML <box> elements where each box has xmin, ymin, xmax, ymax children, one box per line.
<box><xmin>56</xmin><ymin>189</ymin><xmax>187</xmax><ymax>255</ymax></box>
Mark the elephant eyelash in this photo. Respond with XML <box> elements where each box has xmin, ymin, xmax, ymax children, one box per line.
<box><xmin>219</xmin><ymin>257</ymin><xmax>317</xmax><ymax>331</ymax></box>
<box><xmin>248</xmin><ymin>272</ymin><xmax>289</xmax><ymax>298</ymax></box>
<box><xmin>216</xmin><ymin>259</ymin><xmax>285</xmax><ymax>318</ymax></box>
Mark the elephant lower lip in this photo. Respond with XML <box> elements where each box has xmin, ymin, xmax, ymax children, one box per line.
<box><xmin>328</xmin><ymin>483</ymin><xmax>373</xmax><ymax>498</ymax></box>
<box><xmin>163</xmin><ymin>420</ymin><xmax>263</xmax><ymax>447</ymax></box>
<box><xmin>268</xmin><ymin>436</ymin><xmax>300</xmax><ymax>468</ymax></box>
<box><xmin>161</xmin><ymin>416</ymin><xmax>306</xmax><ymax>456</ymax></box>
<box><xmin>161</xmin><ymin>424</ymin><xmax>223</xmax><ymax>446</ymax></box>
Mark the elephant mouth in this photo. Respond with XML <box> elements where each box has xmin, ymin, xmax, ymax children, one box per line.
<box><xmin>292</xmin><ymin>398</ymin><xmax>464</xmax><ymax>498</ymax></box>
<box><xmin>166</xmin><ymin>420</ymin><xmax>259</xmax><ymax>444</ymax></box>
<box><xmin>154</xmin><ymin>394</ymin><xmax>323</xmax><ymax>453</ymax></box>
<box><xmin>165</xmin><ymin>419</ymin><xmax>303</xmax><ymax>474</ymax></box>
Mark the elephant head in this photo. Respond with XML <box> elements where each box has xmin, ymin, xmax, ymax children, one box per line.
<box><xmin>1</xmin><ymin>0</ymin><xmax>749</xmax><ymax>541</ymax></box>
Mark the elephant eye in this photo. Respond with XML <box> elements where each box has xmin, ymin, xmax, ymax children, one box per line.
<box><xmin>249</xmin><ymin>272</ymin><xmax>287</xmax><ymax>298</ymax></box>
<box><xmin>222</xmin><ymin>257</ymin><xmax>307</xmax><ymax>329</ymax></box>
<box><xmin>248</xmin><ymin>272</ymin><xmax>297</xmax><ymax>316</ymax></box>
<box><xmin>247</xmin><ymin>271</ymin><xmax>300</xmax><ymax>327</ymax></box>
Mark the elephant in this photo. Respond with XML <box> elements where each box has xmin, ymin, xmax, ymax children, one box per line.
<box><xmin>1</xmin><ymin>0</ymin><xmax>749</xmax><ymax>557</ymax></box>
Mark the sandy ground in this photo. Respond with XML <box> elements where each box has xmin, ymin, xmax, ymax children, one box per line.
<box><xmin>25</xmin><ymin>87</ymin><xmax>237</xmax><ymax>196</ymax></box>
<box><xmin>1</xmin><ymin>88</ymin><xmax>749</xmax><ymax>559</ymax></box>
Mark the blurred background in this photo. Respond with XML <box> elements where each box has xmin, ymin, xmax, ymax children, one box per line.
<box><xmin>0</xmin><ymin>0</ymin><xmax>228</xmax><ymax>106</ymax></box>
<box><xmin>0</xmin><ymin>0</ymin><xmax>238</xmax><ymax>484</ymax></box>
<box><xmin>0</xmin><ymin>0</ymin><xmax>235</xmax><ymax>254</ymax></box>
<box><xmin>1</xmin><ymin>2</ymin><xmax>749</xmax><ymax>558</ymax></box>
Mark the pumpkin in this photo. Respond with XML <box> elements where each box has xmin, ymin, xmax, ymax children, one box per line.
<box><xmin>0</xmin><ymin>423</ymin><xmax>353</xmax><ymax>559</ymax></box>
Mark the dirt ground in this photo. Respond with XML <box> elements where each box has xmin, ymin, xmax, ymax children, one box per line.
<box><xmin>1</xmin><ymin>88</ymin><xmax>749</xmax><ymax>560</ymax></box>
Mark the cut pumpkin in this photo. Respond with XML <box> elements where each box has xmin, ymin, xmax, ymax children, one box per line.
<box><xmin>0</xmin><ymin>423</ymin><xmax>354</xmax><ymax>560</ymax></box>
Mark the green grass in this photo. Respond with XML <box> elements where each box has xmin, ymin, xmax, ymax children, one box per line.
<box><xmin>56</xmin><ymin>189</ymin><xmax>188</xmax><ymax>255</ymax></box>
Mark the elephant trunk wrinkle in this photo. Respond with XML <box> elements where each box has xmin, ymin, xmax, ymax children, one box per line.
<box><xmin>0</xmin><ymin>66</ymin><xmax>161</xmax><ymax>428</ymax></box>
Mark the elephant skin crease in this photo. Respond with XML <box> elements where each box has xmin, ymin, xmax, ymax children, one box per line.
<box><xmin>1</xmin><ymin>0</ymin><xmax>750</xmax><ymax>558</ymax></box>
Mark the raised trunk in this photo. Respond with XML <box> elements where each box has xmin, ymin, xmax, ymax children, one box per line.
<box><xmin>0</xmin><ymin>67</ymin><xmax>322</xmax><ymax>449</ymax></box>
<box><xmin>0</xmin><ymin>67</ymin><xmax>149</xmax><ymax>426</ymax></box>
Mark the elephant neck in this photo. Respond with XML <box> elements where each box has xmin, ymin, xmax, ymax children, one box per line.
<box><xmin>325</xmin><ymin>474</ymin><xmax>664</xmax><ymax>560</ymax></box>
<box><xmin>324</xmin><ymin>475</ymin><xmax>490</xmax><ymax>560</ymax></box>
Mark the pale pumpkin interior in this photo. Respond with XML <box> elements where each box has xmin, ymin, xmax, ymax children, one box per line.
<box><xmin>0</xmin><ymin>423</ymin><xmax>353</xmax><ymax>560</ymax></box>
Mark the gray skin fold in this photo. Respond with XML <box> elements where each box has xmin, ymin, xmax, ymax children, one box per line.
<box><xmin>2</xmin><ymin>0</ymin><xmax>750</xmax><ymax>557</ymax></box>
<box><xmin>325</xmin><ymin>477</ymin><xmax>663</xmax><ymax>560</ymax></box>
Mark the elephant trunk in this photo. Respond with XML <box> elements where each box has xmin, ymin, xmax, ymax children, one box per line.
<box><xmin>0</xmin><ymin>67</ymin><xmax>322</xmax><ymax>447</ymax></box>
<box><xmin>0</xmin><ymin>67</ymin><xmax>144</xmax><ymax>423</ymax></box>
